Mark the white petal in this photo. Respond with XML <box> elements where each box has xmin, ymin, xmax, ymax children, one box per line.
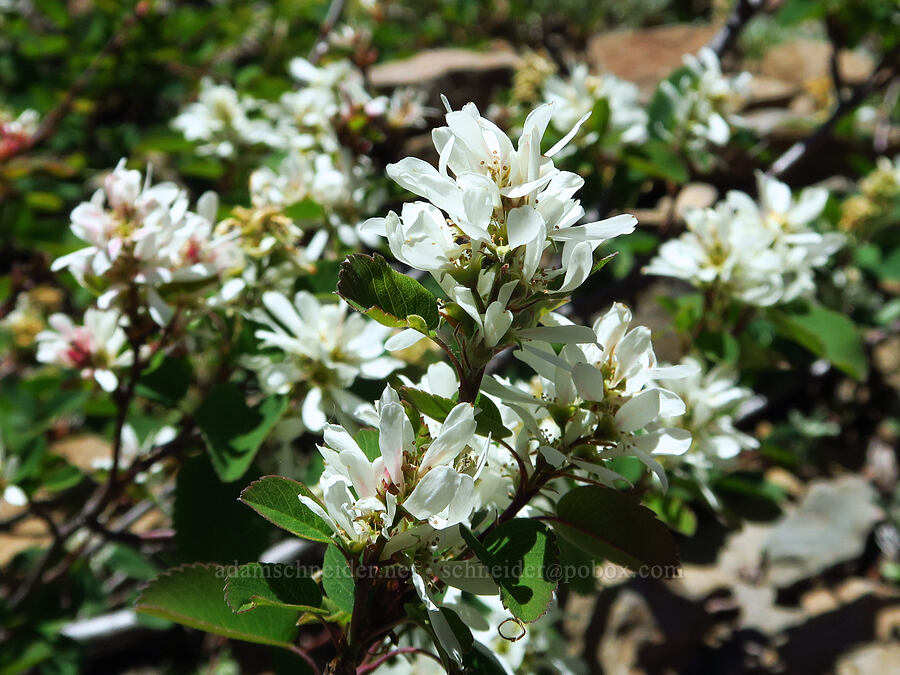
<box><xmin>385</xmin><ymin>328</ymin><xmax>427</xmax><ymax>351</ymax></box>
<box><xmin>506</xmin><ymin>206</ymin><xmax>545</xmax><ymax>249</ymax></box>
<box><xmin>379</xmin><ymin>402</ymin><xmax>409</xmax><ymax>486</ymax></box>
<box><xmin>516</xmin><ymin>323</ymin><xmax>596</xmax><ymax>344</ymax></box>
<box><xmin>301</xmin><ymin>387</ymin><xmax>328</xmax><ymax>431</ymax></box>
<box><xmin>615</xmin><ymin>390</ymin><xmax>661</xmax><ymax>432</ymax></box>
<box><xmin>419</xmin><ymin>403</ymin><xmax>475</xmax><ymax>472</ymax></box>
<box><xmin>403</xmin><ymin>466</ymin><xmax>460</xmax><ymax>519</ymax></box>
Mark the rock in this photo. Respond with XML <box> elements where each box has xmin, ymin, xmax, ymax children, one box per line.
<box><xmin>51</xmin><ymin>434</ymin><xmax>112</xmax><ymax>471</ymax></box>
<box><xmin>744</xmin><ymin>75</ymin><xmax>800</xmax><ymax>108</ymax></box>
<box><xmin>764</xmin><ymin>476</ymin><xmax>883</xmax><ymax>589</ymax></box>
<box><xmin>674</xmin><ymin>182</ymin><xmax>718</xmax><ymax>218</ymax></box>
<box><xmin>836</xmin><ymin>643</ymin><xmax>900</xmax><ymax>675</ymax></box>
<box><xmin>765</xmin><ymin>467</ymin><xmax>805</xmax><ymax>498</ymax></box>
<box><xmin>369</xmin><ymin>44</ymin><xmax>521</xmax><ymax>111</ymax></box>
<box><xmin>587</xmin><ymin>23</ymin><xmax>721</xmax><ymax>97</ymax></box>
<box><xmin>756</xmin><ymin>39</ymin><xmax>875</xmax><ymax>88</ymax></box>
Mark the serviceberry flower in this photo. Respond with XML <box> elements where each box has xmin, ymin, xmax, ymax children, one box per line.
<box><xmin>36</xmin><ymin>308</ymin><xmax>132</xmax><ymax>392</ymax></box>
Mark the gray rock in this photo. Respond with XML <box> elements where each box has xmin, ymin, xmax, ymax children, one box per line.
<box><xmin>764</xmin><ymin>476</ymin><xmax>883</xmax><ymax>589</ymax></box>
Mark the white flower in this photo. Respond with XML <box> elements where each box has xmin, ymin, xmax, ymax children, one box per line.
<box><xmin>482</xmin><ymin>304</ymin><xmax>692</xmax><ymax>490</ymax></box>
<box><xmin>543</xmin><ymin>63</ymin><xmax>647</xmax><ymax>151</ymax></box>
<box><xmin>51</xmin><ymin>160</ymin><xmax>240</xmax><ymax>322</ymax></box>
<box><xmin>658</xmin><ymin>47</ymin><xmax>750</xmax><ymax>166</ymax></box>
<box><xmin>91</xmin><ymin>424</ymin><xmax>176</xmax><ymax>481</ymax></box>
<box><xmin>645</xmin><ymin>175</ymin><xmax>844</xmax><ymax>306</ymax></box>
<box><xmin>362</xmin><ymin>98</ymin><xmax>636</xmax><ymax>295</ymax></box>
<box><xmin>35</xmin><ymin>308</ymin><xmax>132</xmax><ymax>391</ymax></box>
<box><xmin>247</xmin><ymin>291</ymin><xmax>403</xmax><ymax>431</ymax></box>
<box><xmin>300</xmin><ymin>386</ymin><xmax>486</xmax><ymax>549</ymax></box>
<box><xmin>653</xmin><ymin>356</ymin><xmax>759</xmax><ymax>468</ymax></box>
<box><xmin>171</xmin><ymin>78</ymin><xmax>275</xmax><ymax>157</ymax></box>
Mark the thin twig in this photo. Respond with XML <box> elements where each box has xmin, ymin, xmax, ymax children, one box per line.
<box><xmin>768</xmin><ymin>43</ymin><xmax>900</xmax><ymax>178</ymax></box>
<box><xmin>307</xmin><ymin>0</ymin><xmax>346</xmax><ymax>65</ymax></box>
<box><xmin>357</xmin><ymin>647</ymin><xmax>441</xmax><ymax>674</ymax></box>
<box><xmin>707</xmin><ymin>0</ymin><xmax>766</xmax><ymax>58</ymax></box>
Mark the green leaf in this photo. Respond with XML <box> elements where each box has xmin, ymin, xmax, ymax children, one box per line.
<box><xmin>590</xmin><ymin>98</ymin><xmax>611</xmax><ymax>138</ymax></box>
<box><xmin>354</xmin><ymin>428</ymin><xmax>382</xmax><ymax>462</ymax></box>
<box><xmin>321</xmin><ymin>545</ymin><xmax>355</xmax><ymax>615</ymax></box>
<box><xmin>195</xmin><ymin>384</ymin><xmax>288</xmax><ymax>482</ymax></box>
<box><xmin>136</xmin><ymin>564</ymin><xmax>300</xmax><ymax>649</ymax></box>
<box><xmin>461</xmin><ymin>641</ymin><xmax>512</xmax><ymax>675</ymax></box>
<box><xmin>224</xmin><ymin>563</ymin><xmax>324</xmax><ymax>614</ymax></box>
<box><xmin>240</xmin><ymin>475</ymin><xmax>334</xmax><ymax>544</ymax></box>
<box><xmin>283</xmin><ymin>199</ymin><xmax>325</xmax><ymax>222</ymax></box>
<box><xmin>398</xmin><ymin>387</ymin><xmax>511</xmax><ymax>440</ymax></box>
<box><xmin>644</xmin><ymin>493</ymin><xmax>698</xmax><ymax>537</ymax></box>
<box><xmin>777</xmin><ymin>0</ymin><xmax>823</xmax><ymax>26</ymax></box>
<box><xmin>624</xmin><ymin>140</ymin><xmax>689</xmax><ymax>183</ymax></box>
<box><xmin>337</xmin><ymin>253</ymin><xmax>439</xmax><ymax>330</ymax></box>
<box><xmin>462</xmin><ymin>520</ymin><xmax>559</xmax><ymax>622</ymax></box>
<box><xmin>551</xmin><ymin>486</ymin><xmax>680</xmax><ymax>574</ymax></box>
<box><xmin>174</xmin><ymin>456</ymin><xmax>270</xmax><ymax>564</ymax></box>
<box><xmin>136</xmin><ymin>355</ymin><xmax>192</xmax><ymax>406</ymax></box>
<box><xmin>771</xmin><ymin>303</ymin><xmax>867</xmax><ymax>380</ymax></box>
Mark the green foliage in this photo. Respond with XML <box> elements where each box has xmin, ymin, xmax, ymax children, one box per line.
<box><xmin>398</xmin><ymin>386</ymin><xmax>512</xmax><ymax>439</ymax></box>
<box><xmin>136</xmin><ymin>355</ymin><xmax>192</xmax><ymax>407</ymax></box>
<box><xmin>239</xmin><ymin>476</ymin><xmax>334</xmax><ymax>544</ymax></box>
<box><xmin>771</xmin><ymin>302</ymin><xmax>868</xmax><ymax>380</ymax></box>
<box><xmin>462</xmin><ymin>519</ymin><xmax>560</xmax><ymax>622</ymax></box>
<box><xmin>174</xmin><ymin>456</ymin><xmax>271</xmax><ymax>563</ymax></box>
<box><xmin>136</xmin><ymin>564</ymin><xmax>301</xmax><ymax>649</ymax></box>
<box><xmin>337</xmin><ymin>253</ymin><xmax>440</xmax><ymax>331</ymax></box>
<box><xmin>195</xmin><ymin>384</ymin><xmax>288</xmax><ymax>482</ymax></box>
<box><xmin>224</xmin><ymin>563</ymin><xmax>324</xmax><ymax>614</ymax></box>
<box><xmin>552</xmin><ymin>486</ymin><xmax>680</xmax><ymax>573</ymax></box>
<box><xmin>321</xmin><ymin>545</ymin><xmax>355</xmax><ymax>615</ymax></box>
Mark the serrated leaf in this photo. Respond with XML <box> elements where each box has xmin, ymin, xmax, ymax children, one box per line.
<box><xmin>224</xmin><ymin>563</ymin><xmax>324</xmax><ymax>614</ymax></box>
<box><xmin>462</xmin><ymin>520</ymin><xmax>559</xmax><ymax>622</ymax></box>
<box><xmin>321</xmin><ymin>545</ymin><xmax>355</xmax><ymax>615</ymax></box>
<box><xmin>337</xmin><ymin>253</ymin><xmax>439</xmax><ymax>330</ymax></box>
<box><xmin>240</xmin><ymin>476</ymin><xmax>334</xmax><ymax>544</ymax></box>
<box><xmin>551</xmin><ymin>486</ymin><xmax>680</xmax><ymax>574</ymax></box>
<box><xmin>136</xmin><ymin>564</ymin><xmax>299</xmax><ymax>648</ymax></box>
<box><xmin>195</xmin><ymin>384</ymin><xmax>288</xmax><ymax>482</ymax></box>
<box><xmin>771</xmin><ymin>302</ymin><xmax>867</xmax><ymax>380</ymax></box>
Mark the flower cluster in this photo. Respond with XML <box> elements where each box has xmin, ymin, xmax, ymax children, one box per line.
<box><xmin>0</xmin><ymin>105</ymin><xmax>38</xmax><ymax>157</ymax></box>
<box><xmin>244</xmin><ymin>291</ymin><xmax>403</xmax><ymax>431</ymax></box>
<box><xmin>542</xmin><ymin>63</ymin><xmax>648</xmax><ymax>152</ymax></box>
<box><xmin>363</xmin><ymin>98</ymin><xmax>637</xmax><ymax>353</ymax></box>
<box><xmin>645</xmin><ymin>172</ymin><xmax>844</xmax><ymax>306</ymax></box>
<box><xmin>35</xmin><ymin>308</ymin><xmax>133</xmax><ymax>391</ymax></box>
<box><xmin>657</xmin><ymin>47</ymin><xmax>750</xmax><ymax>168</ymax></box>
<box><xmin>171</xmin><ymin>78</ymin><xmax>277</xmax><ymax>158</ymax></box>
<box><xmin>300</xmin><ymin>385</ymin><xmax>488</xmax><ymax>549</ymax></box>
<box><xmin>483</xmin><ymin>303</ymin><xmax>692</xmax><ymax>490</ymax></box>
<box><xmin>653</xmin><ymin>356</ymin><xmax>760</xmax><ymax>470</ymax></box>
<box><xmin>52</xmin><ymin>159</ymin><xmax>242</xmax><ymax>323</ymax></box>
<box><xmin>172</xmin><ymin>57</ymin><xmax>427</xmax><ymax>247</ymax></box>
